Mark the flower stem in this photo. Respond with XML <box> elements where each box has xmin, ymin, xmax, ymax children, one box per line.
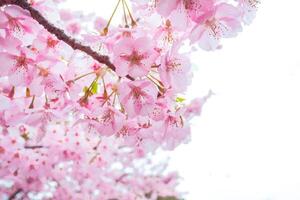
<box><xmin>147</xmin><ymin>75</ymin><xmax>165</xmax><ymax>94</ymax></box>
<box><xmin>101</xmin><ymin>91</ymin><xmax>115</xmax><ymax>106</ymax></box>
<box><xmin>73</xmin><ymin>71</ymin><xmax>95</xmax><ymax>82</ymax></box>
<box><xmin>122</xmin><ymin>0</ymin><xmax>129</xmax><ymax>27</ymax></box>
<box><xmin>124</xmin><ymin>0</ymin><xmax>136</xmax><ymax>26</ymax></box>
<box><xmin>103</xmin><ymin>0</ymin><xmax>122</xmax><ymax>35</ymax></box>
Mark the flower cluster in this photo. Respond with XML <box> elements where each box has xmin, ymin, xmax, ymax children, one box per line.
<box><xmin>0</xmin><ymin>0</ymin><xmax>258</xmax><ymax>199</ymax></box>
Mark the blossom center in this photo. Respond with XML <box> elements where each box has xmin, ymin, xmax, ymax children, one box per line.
<box><xmin>16</xmin><ymin>55</ymin><xmax>28</xmax><ymax>69</ymax></box>
<box><xmin>0</xmin><ymin>146</ymin><xmax>5</xmax><ymax>154</ymax></box>
<box><xmin>121</xmin><ymin>50</ymin><xmax>145</xmax><ymax>66</ymax></box>
<box><xmin>205</xmin><ymin>18</ymin><xmax>225</xmax><ymax>38</ymax></box>
<box><xmin>117</xmin><ymin>126</ymin><xmax>129</xmax><ymax>137</ymax></box>
<box><xmin>100</xmin><ymin>109</ymin><xmax>114</xmax><ymax>123</ymax></box>
<box><xmin>7</xmin><ymin>16</ymin><xmax>22</xmax><ymax>32</ymax></box>
<box><xmin>47</xmin><ymin>37</ymin><xmax>59</xmax><ymax>48</ymax></box>
<box><xmin>131</xmin><ymin>86</ymin><xmax>145</xmax><ymax>99</ymax></box>
<box><xmin>184</xmin><ymin>0</ymin><xmax>195</xmax><ymax>10</ymax></box>
<box><xmin>247</xmin><ymin>0</ymin><xmax>260</xmax><ymax>8</ymax></box>
<box><xmin>166</xmin><ymin>59</ymin><xmax>181</xmax><ymax>72</ymax></box>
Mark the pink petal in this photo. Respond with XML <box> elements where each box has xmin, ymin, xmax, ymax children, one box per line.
<box><xmin>0</xmin><ymin>52</ymin><xmax>15</xmax><ymax>76</ymax></box>
<box><xmin>156</xmin><ymin>0</ymin><xmax>180</xmax><ymax>17</ymax></box>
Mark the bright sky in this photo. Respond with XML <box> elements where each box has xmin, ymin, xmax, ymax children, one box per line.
<box><xmin>64</xmin><ymin>1</ymin><xmax>300</xmax><ymax>199</ymax></box>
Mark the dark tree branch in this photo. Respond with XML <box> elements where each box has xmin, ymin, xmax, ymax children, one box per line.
<box><xmin>24</xmin><ymin>145</ymin><xmax>44</xmax><ymax>149</ymax></box>
<box><xmin>8</xmin><ymin>188</ymin><xmax>22</xmax><ymax>200</ymax></box>
<box><xmin>0</xmin><ymin>0</ymin><xmax>134</xmax><ymax>80</ymax></box>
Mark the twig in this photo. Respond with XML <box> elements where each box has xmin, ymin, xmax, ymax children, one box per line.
<box><xmin>24</xmin><ymin>145</ymin><xmax>44</xmax><ymax>149</ymax></box>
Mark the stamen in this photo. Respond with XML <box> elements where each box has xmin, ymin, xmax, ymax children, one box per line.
<box><xmin>28</xmin><ymin>95</ymin><xmax>36</xmax><ymax>109</ymax></box>
<box><xmin>26</xmin><ymin>88</ymin><xmax>31</xmax><ymax>97</ymax></box>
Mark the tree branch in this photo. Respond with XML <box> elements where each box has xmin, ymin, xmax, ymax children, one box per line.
<box><xmin>24</xmin><ymin>145</ymin><xmax>44</xmax><ymax>149</ymax></box>
<box><xmin>8</xmin><ymin>188</ymin><xmax>22</xmax><ymax>200</ymax></box>
<box><xmin>0</xmin><ymin>0</ymin><xmax>134</xmax><ymax>80</ymax></box>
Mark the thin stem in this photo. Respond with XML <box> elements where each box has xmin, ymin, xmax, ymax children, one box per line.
<box><xmin>122</xmin><ymin>0</ymin><xmax>129</xmax><ymax>27</ymax></box>
<box><xmin>112</xmin><ymin>92</ymin><xmax>117</xmax><ymax>106</ymax></box>
<box><xmin>24</xmin><ymin>145</ymin><xmax>44</xmax><ymax>149</ymax></box>
<box><xmin>101</xmin><ymin>77</ymin><xmax>107</xmax><ymax>95</ymax></box>
<box><xmin>124</xmin><ymin>0</ymin><xmax>136</xmax><ymax>26</ymax></box>
<box><xmin>73</xmin><ymin>71</ymin><xmax>95</xmax><ymax>82</ymax></box>
<box><xmin>147</xmin><ymin>75</ymin><xmax>165</xmax><ymax>94</ymax></box>
<box><xmin>101</xmin><ymin>91</ymin><xmax>115</xmax><ymax>106</ymax></box>
<box><xmin>92</xmin><ymin>138</ymin><xmax>101</xmax><ymax>150</ymax></box>
<box><xmin>103</xmin><ymin>0</ymin><xmax>121</xmax><ymax>34</ymax></box>
<box><xmin>148</xmin><ymin>74</ymin><xmax>162</xmax><ymax>83</ymax></box>
<box><xmin>89</xmin><ymin>152</ymin><xmax>100</xmax><ymax>164</ymax></box>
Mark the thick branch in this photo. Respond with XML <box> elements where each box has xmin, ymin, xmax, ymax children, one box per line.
<box><xmin>0</xmin><ymin>0</ymin><xmax>133</xmax><ymax>80</ymax></box>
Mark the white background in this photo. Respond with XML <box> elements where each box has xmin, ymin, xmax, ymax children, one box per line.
<box><xmin>65</xmin><ymin>1</ymin><xmax>300</xmax><ymax>199</ymax></box>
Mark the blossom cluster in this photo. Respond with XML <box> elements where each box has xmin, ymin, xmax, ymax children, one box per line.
<box><xmin>0</xmin><ymin>0</ymin><xmax>258</xmax><ymax>199</ymax></box>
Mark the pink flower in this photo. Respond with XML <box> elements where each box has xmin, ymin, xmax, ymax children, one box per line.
<box><xmin>74</xmin><ymin>106</ymin><xmax>126</xmax><ymax>137</ymax></box>
<box><xmin>183</xmin><ymin>0</ymin><xmax>215</xmax><ymax>22</ymax></box>
<box><xmin>237</xmin><ymin>0</ymin><xmax>260</xmax><ymax>25</ymax></box>
<box><xmin>156</xmin><ymin>0</ymin><xmax>214</xmax><ymax>22</ymax></box>
<box><xmin>42</xmin><ymin>74</ymin><xmax>68</xmax><ymax>101</ymax></box>
<box><xmin>113</xmin><ymin>37</ymin><xmax>158</xmax><ymax>78</ymax></box>
<box><xmin>155</xmin><ymin>114</ymin><xmax>190</xmax><ymax>150</ymax></box>
<box><xmin>190</xmin><ymin>3</ymin><xmax>242</xmax><ymax>50</ymax></box>
<box><xmin>0</xmin><ymin>0</ymin><xmax>258</xmax><ymax>198</ymax></box>
<box><xmin>0</xmin><ymin>6</ymin><xmax>33</xmax><ymax>34</ymax></box>
<box><xmin>0</xmin><ymin>48</ymin><xmax>37</xmax><ymax>86</ymax></box>
<box><xmin>159</xmin><ymin>44</ymin><xmax>192</xmax><ymax>93</ymax></box>
<box><xmin>33</xmin><ymin>30</ymin><xmax>60</xmax><ymax>53</ymax></box>
<box><xmin>0</xmin><ymin>5</ymin><xmax>38</xmax><ymax>44</ymax></box>
<box><xmin>116</xmin><ymin>119</ymin><xmax>139</xmax><ymax>138</ymax></box>
<box><xmin>96</xmin><ymin>106</ymin><xmax>126</xmax><ymax>136</ymax></box>
<box><xmin>0</xmin><ymin>35</ymin><xmax>21</xmax><ymax>53</ymax></box>
<box><xmin>150</xmin><ymin>99</ymin><xmax>168</xmax><ymax>121</ymax></box>
<box><xmin>184</xmin><ymin>90</ymin><xmax>213</xmax><ymax>119</ymax></box>
<box><xmin>25</xmin><ymin>108</ymin><xmax>63</xmax><ymax>141</ymax></box>
<box><xmin>156</xmin><ymin>0</ymin><xmax>181</xmax><ymax>17</ymax></box>
<box><xmin>118</xmin><ymin>80</ymin><xmax>158</xmax><ymax>117</ymax></box>
<box><xmin>134</xmin><ymin>128</ymin><xmax>160</xmax><ymax>155</ymax></box>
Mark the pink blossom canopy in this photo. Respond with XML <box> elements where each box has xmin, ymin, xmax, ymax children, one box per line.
<box><xmin>0</xmin><ymin>0</ymin><xmax>258</xmax><ymax>199</ymax></box>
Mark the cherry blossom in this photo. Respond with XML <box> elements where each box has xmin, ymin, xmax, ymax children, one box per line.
<box><xmin>0</xmin><ymin>48</ymin><xmax>37</xmax><ymax>86</ymax></box>
<box><xmin>0</xmin><ymin>0</ymin><xmax>258</xmax><ymax>198</ymax></box>
<box><xmin>237</xmin><ymin>0</ymin><xmax>260</xmax><ymax>24</ymax></box>
<box><xmin>159</xmin><ymin>44</ymin><xmax>192</xmax><ymax>93</ymax></box>
<box><xmin>113</xmin><ymin>36</ymin><xmax>158</xmax><ymax>78</ymax></box>
<box><xmin>96</xmin><ymin>106</ymin><xmax>126</xmax><ymax>136</ymax></box>
<box><xmin>0</xmin><ymin>5</ymin><xmax>37</xmax><ymax>44</ymax></box>
<box><xmin>156</xmin><ymin>0</ymin><xmax>214</xmax><ymax>23</ymax></box>
<box><xmin>190</xmin><ymin>3</ymin><xmax>243</xmax><ymax>50</ymax></box>
<box><xmin>118</xmin><ymin>79</ymin><xmax>158</xmax><ymax>117</ymax></box>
